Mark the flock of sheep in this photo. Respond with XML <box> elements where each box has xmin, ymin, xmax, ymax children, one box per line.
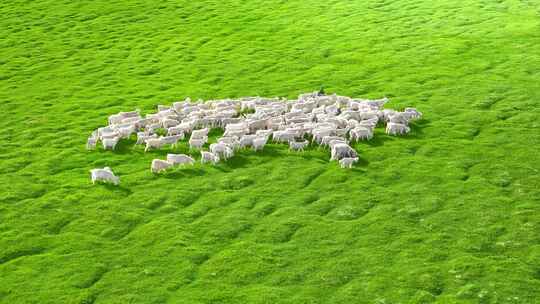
<box><xmin>88</xmin><ymin>92</ymin><xmax>422</xmax><ymax>185</ymax></box>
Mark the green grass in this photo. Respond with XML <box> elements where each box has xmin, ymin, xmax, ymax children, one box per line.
<box><xmin>1</xmin><ymin>0</ymin><xmax>539</xmax><ymax>303</ymax></box>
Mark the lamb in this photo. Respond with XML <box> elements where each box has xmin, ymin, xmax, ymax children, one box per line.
<box><xmin>201</xmin><ymin>151</ymin><xmax>220</xmax><ymax>164</ymax></box>
<box><xmin>90</xmin><ymin>167</ymin><xmax>119</xmax><ymax>185</ymax></box>
<box><xmin>102</xmin><ymin>137</ymin><xmax>120</xmax><ymax>150</ymax></box>
<box><xmin>289</xmin><ymin>140</ymin><xmax>309</xmax><ymax>152</ymax></box>
<box><xmin>151</xmin><ymin>159</ymin><xmax>173</xmax><ymax>173</ymax></box>
<box><xmin>386</xmin><ymin>122</ymin><xmax>410</xmax><ymax>135</ymax></box>
<box><xmin>331</xmin><ymin>143</ymin><xmax>357</xmax><ymax>161</ymax></box>
<box><xmin>339</xmin><ymin>157</ymin><xmax>359</xmax><ymax>168</ymax></box>
<box><xmin>166</xmin><ymin>154</ymin><xmax>195</xmax><ymax>165</ymax></box>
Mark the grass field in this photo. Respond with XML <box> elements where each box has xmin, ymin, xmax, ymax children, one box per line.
<box><xmin>1</xmin><ymin>0</ymin><xmax>540</xmax><ymax>303</ymax></box>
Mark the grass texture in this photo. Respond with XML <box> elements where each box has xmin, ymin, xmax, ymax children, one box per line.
<box><xmin>1</xmin><ymin>0</ymin><xmax>540</xmax><ymax>303</ymax></box>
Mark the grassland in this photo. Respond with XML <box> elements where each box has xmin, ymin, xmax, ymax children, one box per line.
<box><xmin>1</xmin><ymin>0</ymin><xmax>539</xmax><ymax>303</ymax></box>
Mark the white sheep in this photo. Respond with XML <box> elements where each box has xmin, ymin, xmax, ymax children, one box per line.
<box><xmin>239</xmin><ymin>135</ymin><xmax>257</xmax><ymax>148</ymax></box>
<box><xmin>161</xmin><ymin>135</ymin><xmax>183</xmax><ymax>148</ymax></box>
<box><xmin>145</xmin><ymin>138</ymin><xmax>165</xmax><ymax>152</ymax></box>
<box><xmin>151</xmin><ymin>159</ymin><xmax>173</xmax><ymax>173</ymax></box>
<box><xmin>191</xmin><ymin>128</ymin><xmax>209</xmax><ymax>139</ymax></box>
<box><xmin>289</xmin><ymin>140</ymin><xmax>309</xmax><ymax>152</ymax></box>
<box><xmin>386</xmin><ymin>122</ymin><xmax>410</xmax><ymax>135</ymax></box>
<box><xmin>90</xmin><ymin>167</ymin><xmax>119</xmax><ymax>185</ymax></box>
<box><xmin>102</xmin><ymin>137</ymin><xmax>120</xmax><ymax>150</ymax></box>
<box><xmin>189</xmin><ymin>137</ymin><xmax>207</xmax><ymax>150</ymax></box>
<box><xmin>350</xmin><ymin>127</ymin><xmax>373</xmax><ymax>141</ymax></box>
<box><xmin>252</xmin><ymin>137</ymin><xmax>268</xmax><ymax>151</ymax></box>
<box><xmin>210</xmin><ymin>143</ymin><xmax>234</xmax><ymax>160</ymax></box>
<box><xmin>136</xmin><ymin>132</ymin><xmax>157</xmax><ymax>145</ymax></box>
<box><xmin>201</xmin><ymin>151</ymin><xmax>220</xmax><ymax>164</ymax></box>
<box><xmin>331</xmin><ymin>143</ymin><xmax>357</xmax><ymax>161</ymax></box>
<box><xmin>339</xmin><ymin>157</ymin><xmax>358</xmax><ymax>168</ymax></box>
<box><xmin>166</xmin><ymin>154</ymin><xmax>195</xmax><ymax>165</ymax></box>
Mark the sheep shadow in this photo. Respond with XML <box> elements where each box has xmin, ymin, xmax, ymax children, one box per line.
<box><xmin>406</xmin><ymin>118</ymin><xmax>430</xmax><ymax>139</ymax></box>
<box><xmin>100</xmin><ymin>183</ymin><xmax>134</xmax><ymax>195</ymax></box>
<box><xmin>160</xmin><ymin>166</ymin><xmax>207</xmax><ymax>179</ymax></box>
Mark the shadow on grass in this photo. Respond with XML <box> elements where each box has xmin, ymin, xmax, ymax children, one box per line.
<box><xmin>160</xmin><ymin>167</ymin><xmax>207</xmax><ymax>179</ymax></box>
<box><xmin>407</xmin><ymin>118</ymin><xmax>430</xmax><ymax>139</ymax></box>
<box><xmin>101</xmin><ymin>183</ymin><xmax>133</xmax><ymax>195</ymax></box>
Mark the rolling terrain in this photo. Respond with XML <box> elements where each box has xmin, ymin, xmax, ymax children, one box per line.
<box><xmin>1</xmin><ymin>0</ymin><xmax>539</xmax><ymax>303</ymax></box>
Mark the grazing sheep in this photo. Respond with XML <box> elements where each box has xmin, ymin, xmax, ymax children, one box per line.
<box><xmin>167</xmin><ymin>126</ymin><xmax>185</xmax><ymax>136</ymax></box>
<box><xmin>404</xmin><ymin>107</ymin><xmax>422</xmax><ymax>120</ymax></box>
<box><xmin>339</xmin><ymin>157</ymin><xmax>358</xmax><ymax>168</ymax></box>
<box><xmin>102</xmin><ymin>137</ymin><xmax>120</xmax><ymax>150</ymax></box>
<box><xmin>100</xmin><ymin>129</ymin><xmax>119</xmax><ymax>140</ymax></box>
<box><xmin>161</xmin><ymin>135</ymin><xmax>183</xmax><ymax>148</ymax></box>
<box><xmin>145</xmin><ymin>138</ymin><xmax>164</xmax><ymax>152</ymax></box>
<box><xmin>256</xmin><ymin>129</ymin><xmax>274</xmax><ymax>139</ymax></box>
<box><xmin>386</xmin><ymin>122</ymin><xmax>410</xmax><ymax>135</ymax></box>
<box><xmin>239</xmin><ymin>135</ymin><xmax>257</xmax><ymax>148</ymax></box>
<box><xmin>359</xmin><ymin>118</ymin><xmax>378</xmax><ymax>129</ymax></box>
<box><xmin>116</xmin><ymin>125</ymin><xmax>136</xmax><ymax>139</ymax></box>
<box><xmin>191</xmin><ymin>128</ymin><xmax>209</xmax><ymax>139</ymax></box>
<box><xmin>328</xmin><ymin>139</ymin><xmax>348</xmax><ymax>149</ymax></box>
<box><xmin>350</xmin><ymin>127</ymin><xmax>373</xmax><ymax>141</ymax></box>
<box><xmin>272</xmin><ymin>130</ymin><xmax>296</xmax><ymax>143</ymax></box>
<box><xmin>162</xmin><ymin>118</ymin><xmax>179</xmax><ymax>129</ymax></box>
<box><xmin>86</xmin><ymin>136</ymin><xmax>97</xmax><ymax>150</ymax></box>
<box><xmin>90</xmin><ymin>167</ymin><xmax>119</xmax><ymax>185</ymax></box>
<box><xmin>189</xmin><ymin>137</ymin><xmax>207</xmax><ymax>150</ymax></box>
<box><xmin>289</xmin><ymin>140</ymin><xmax>309</xmax><ymax>152</ymax></box>
<box><xmin>136</xmin><ymin>132</ymin><xmax>158</xmax><ymax>145</ymax></box>
<box><xmin>312</xmin><ymin>128</ymin><xmax>335</xmax><ymax>144</ymax></box>
<box><xmin>201</xmin><ymin>151</ymin><xmax>220</xmax><ymax>164</ymax></box>
<box><xmin>151</xmin><ymin>159</ymin><xmax>173</xmax><ymax>173</ymax></box>
<box><xmin>252</xmin><ymin>137</ymin><xmax>268</xmax><ymax>151</ymax></box>
<box><xmin>388</xmin><ymin>112</ymin><xmax>410</xmax><ymax>125</ymax></box>
<box><xmin>166</xmin><ymin>154</ymin><xmax>195</xmax><ymax>165</ymax></box>
<box><xmin>218</xmin><ymin>136</ymin><xmax>240</xmax><ymax>150</ymax></box>
<box><xmin>321</xmin><ymin>136</ymin><xmax>347</xmax><ymax>147</ymax></box>
<box><xmin>331</xmin><ymin>143</ymin><xmax>357</xmax><ymax>161</ymax></box>
<box><xmin>89</xmin><ymin>93</ymin><xmax>422</xmax><ymax>173</ymax></box>
<box><xmin>210</xmin><ymin>143</ymin><xmax>234</xmax><ymax>160</ymax></box>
